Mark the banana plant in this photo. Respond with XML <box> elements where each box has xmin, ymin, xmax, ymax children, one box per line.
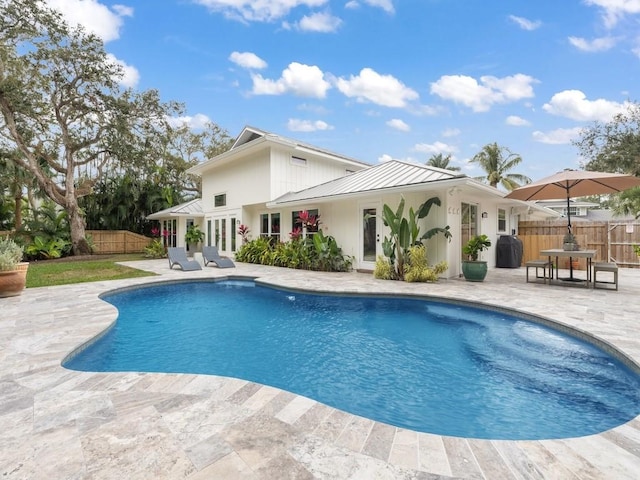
<box><xmin>381</xmin><ymin>195</ymin><xmax>451</xmax><ymax>280</ymax></box>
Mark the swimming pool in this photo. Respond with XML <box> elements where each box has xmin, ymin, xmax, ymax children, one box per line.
<box><xmin>63</xmin><ymin>279</ymin><xmax>640</xmax><ymax>440</ymax></box>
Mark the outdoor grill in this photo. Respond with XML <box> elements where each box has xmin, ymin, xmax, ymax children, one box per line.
<box><xmin>496</xmin><ymin>235</ymin><xmax>523</xmax><ymax>268</ymax></box>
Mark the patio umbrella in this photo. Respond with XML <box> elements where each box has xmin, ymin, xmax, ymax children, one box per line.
<box><xmin>505</xmin><ymin>169</ymin><xmax>640</xmax><ymax>234</ymax></box>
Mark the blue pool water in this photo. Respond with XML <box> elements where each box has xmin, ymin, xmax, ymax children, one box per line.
<box><xmin>63</xmin><ymin>280</ymin><xmax>640</xmax><ymax>440</ymax></box>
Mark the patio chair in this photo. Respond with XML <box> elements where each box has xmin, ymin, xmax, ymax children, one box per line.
<box><xmin>202</xmin><ymin>246</ymin><xmax>235</xmax><ymax>268</ymax></box>
<box><xmin>167</xmin><ymin>247</ymin><xmax>202</xmax><ymax>271</ymax></box>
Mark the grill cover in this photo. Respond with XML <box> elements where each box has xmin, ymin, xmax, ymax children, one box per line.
<box><xmin>496</xmin><ymin>235</ymin><xmax>523</xmax><ymax>268</ymax></box>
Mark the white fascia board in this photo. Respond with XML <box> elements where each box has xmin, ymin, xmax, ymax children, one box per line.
<box><xmin>266</xmin><ymin>177</ymin><xmax>473</xmax><ymax>209</ymax></box>
<box><xmin>188</xmin><ymin>137</ymin><xmax>270</xmax><ymax>175</ymax></box>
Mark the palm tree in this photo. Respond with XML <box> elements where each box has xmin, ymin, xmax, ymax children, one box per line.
<box><xmin>426</xmin><ymin>153</ymin><xmax>460</xmax><ymax>171</ymax></box>
<box><xmin>470</xmin><ymin>143</ymin><xmax>531</xmax><ymax>190</ymax></box>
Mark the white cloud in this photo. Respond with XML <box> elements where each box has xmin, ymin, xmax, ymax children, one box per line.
<box><xmin>335</xmin><ymin>68</ymin><xmax>419</xmax><ymax>108</ymax></box>
<box><xmin>106</xmin><ymin>53</ymin><xmax>139</xmax><ymax>87</ymax></box>
<box><xmin>441</xmin><ymin>128</ymin><xmax>460</xmax><ymax>137</ymax></box>
<box><xmin>295</xmin><ymin>11</ymin><xmax>342</xmax><ymax>32</ymax></box>
<box><xmin>362</xmin><ymin>0</ymin><xmax>395</xmax><ymax>13</ymax></box>
<box><xmin>413</xmin><ymin>141</ymin><xmax>458</xmax><ymax>155</ymax></box>
<box><xmin>585</xmin><ymin>0</ymin><xmax>640</xmax><ymax>28</ymax></box>
<box><xmin>430</xmin><ymin>74</ymin><xmax>537</xmax><ymax>112</ymax></box>
<box><xmin>508</xmin><ymin>15</ymin><xmax>541</xmax><ymax>31</ymax></box>
<box><xmin>344</xmin><ymin>0</ymin><xmax>393</xmax><ymax>13</ymax></box>
<box><xmin>251</xmin><ymin>62</ymin><xmax>331</xmax><ymax>98</ymax></box>
<box><xmin>194</xmin><ymin>0</ymin><xmax>328</xmax><ymax>22</ymax></box>
<box><xmin>386</xmin><ymin>119</ymin><xmax>410</xmax><ymax>131</ymax></box>
<box><xmin>506</xmin><ymin>115</ymin><xmax>531</xmax><ymax>126</ymax></box>
<box><xmin>542</xmin><ymin>90</ymin><xmax>628</xmax><ymax>121</ymax></box>
<box><xmin>378</xmin><ymin>153</ymin><xmax>394</xmax><ymax>162</ymax></box>
<box><xmin>532</xmin><ymin>127</ymin><xmax>583</xmax><ymax>144</ymax></box>
<box><xmin>46</xmin><ymin>0</ymin><xmax>132</xmax><ymax>42</ymax></box>
<box><xmin>568</xmin><ymin>36</ymin><xmax>617</xmax><ymax>52</ymax></box>
<box><xmin>167</xmin><ymin>113</ymin><xmax>212</xmax><ymax>130</ymax></box>
<box><xmin>287</xmin><ymin>119</ymin><xmax>333</xmax><ymax>131</ymax></box>
<box><xmin>229</xmin><ymin>51</ymin><xmax>268</xmax><ymax>69</ymax></box>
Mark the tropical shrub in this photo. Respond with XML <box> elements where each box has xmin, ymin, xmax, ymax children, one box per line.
<box><xmin>235</xmin><ymin>236</ymin><xmax>272</xmax><ymax>264</ymax></box>
<box><xmin>144</xmin><ymin>239</ymin><xmax>166</xmax><ymax>258</ymax></box>
<box><xmin>380</xmin><ymin>196</ymin><xmax>451</xmax><ymax>280</ymax></box>
<box><xmin>373</xmin><ymin>255</ymin><xmax>394</xmax><ymax>280</ymax></box>
<box><xmin>404</xmin><ymin>244</ymin><xmax>448</xmax><ymax>283</ymax></box>
<box><xmin>24</xmin><ymin>236</ymin><xmax>69</xmax><ymax>260</ymax></box>
<box><xmin>234</xmin><ymin>230</ymin><xmax>352</xmax><ymax>272</ymax></box>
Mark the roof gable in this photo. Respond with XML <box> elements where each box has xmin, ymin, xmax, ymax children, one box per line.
<box><xmin>189</xmin><ymin>125</ymin><xmax>369</xmax><ymax>175</ymax></box>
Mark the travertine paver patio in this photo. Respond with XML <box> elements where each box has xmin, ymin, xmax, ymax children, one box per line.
<box><xmin>1</xmin><ymin>259</ymin><xmax>639</xmax><ymax>479</ymax></box>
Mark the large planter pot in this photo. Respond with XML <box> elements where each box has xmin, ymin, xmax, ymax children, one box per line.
<box><xmin>461</xmin><ymin>260</ymin><xmax>488</xmax><ymax>282</ymax></box>
<box><xmin>0</xmin><ymin>262</ymin><xmax>29</xmax><ymax>297</ymax></box>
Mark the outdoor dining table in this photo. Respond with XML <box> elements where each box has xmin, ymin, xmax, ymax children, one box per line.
<box><xmin>540</xmin><ymin>249</ymin><xmax>597</xmax><ymax>287</ymax></box>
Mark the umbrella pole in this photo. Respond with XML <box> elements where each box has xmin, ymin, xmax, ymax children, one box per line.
<box><xmin>566</xmin><ymin>193</ymin><xmax>575</xmax><ymax>280</ymax></box>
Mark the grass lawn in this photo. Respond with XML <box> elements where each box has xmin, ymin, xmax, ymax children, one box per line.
<box><xmin>26</xmin><ymin>253</ymin><xmax>158</xmax><ymax>288</ymax></box>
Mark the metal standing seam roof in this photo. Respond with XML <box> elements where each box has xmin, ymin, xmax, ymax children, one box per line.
<box><xmin>146</xmin><ymin>198</ymin><xmax>203</xmax><ymax>219</ymax></box>
<box><xmin>269</xmin><ymin>160</ymin><xmax>465</xmax><ymax>205</ymax></box>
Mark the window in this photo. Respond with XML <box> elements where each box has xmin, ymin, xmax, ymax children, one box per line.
<box><xmin>460</xmin><ymin>203</ymin><xmax>478</xmax><ymax>261</ymax></box>
<box><xmin>207</xmin><ymin>220</ymin><xmax>212</xmax><ymax>246</ymax></box>
<box><xmin>260</xmin><ymin>213</ymin><xmax>280</xmax><ymax>242</ymax></box>
<box><xmin>221</xmin><ymin>219</ymin><xmax>227</xmax><ymax>250</ymax></box>
<box><xmin>214</xmin><ymin>193</ymin><xmax>226</xmax><ymax>207</ymax></box>
<box><xmin>162</xmin><ymin>219</ymin><xmax>177</xmax><ymax>248</ymax></box>
<box><xmin>230</xmin><ymin>218</ymin><xmax>237</xmax><ymax>252</ymax></box>
<box><xmin>562</xmin><ymin>207</ymin><xmax>578</xmax><ymax>217</ymax></box>
<box><xmin>291</xmin><ymin>156</ymin><xmax>307</xmax><ymax>166</ymax></box>
<box><xmin>214</xmin><ymin>219</ymin><xmax>220</xmax><ymax>247</ymax></box>
<box><xmin>497</xmin><ymin>208</ymin><xmax>507</xmax><ymax>233</ymax></box>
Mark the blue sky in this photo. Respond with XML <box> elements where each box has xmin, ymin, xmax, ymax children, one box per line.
<box><xmin>47</xmin><ymin>0</ymin><xmax>640</xmax><ymax>182</ymax></box>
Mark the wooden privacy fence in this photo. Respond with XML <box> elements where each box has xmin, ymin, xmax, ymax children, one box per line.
<box><xmin>518</xmin><ymin>220</ymin><xmax>640</xmax><ymax>268</ymax></box>
<box><xmin>87</xmin><ymin>230</ymin><xmax>152</xmax><ymax>254</ymax></box>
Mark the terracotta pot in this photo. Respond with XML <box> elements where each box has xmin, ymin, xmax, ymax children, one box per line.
<box><xmin>0</xmin><ymin>262</ymin><xmax>29</xmax><ymax>298</ymax></box>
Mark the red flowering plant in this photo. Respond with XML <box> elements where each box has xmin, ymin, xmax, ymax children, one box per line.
<box><xmin>289</xmin><ymin>227</ymin><xmax>302</xmax><ymax>240</ymax></box>
<box><xmin>237</xmin><ymin>224</ymin><xmax>250</xmax><ymax>244</ymax></box>
<box><xmin>150</xmin><ymin>226</ymin><xmax>160</xmax><ymax>238</ymax></box>
<box><xmin>297</xmin><ymin>210</ymin><xmax>320</xmax><ymax>232</ymax></box>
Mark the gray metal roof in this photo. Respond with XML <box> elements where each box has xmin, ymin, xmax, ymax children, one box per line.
<box><xmin>270</xmin><ymin>160</ymin><xmax>465</xmax><ymax>205</ymax></box>
<box><xmin>146</xmin><ymin>199</ymin><xmax>202</xmax><ymax>219</ymax></box>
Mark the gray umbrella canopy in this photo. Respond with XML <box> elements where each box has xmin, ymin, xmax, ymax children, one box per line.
<box><xmin>505</xmin><ymin>169</ymin><xmax>640</xmax><ymax>233</ymax></box>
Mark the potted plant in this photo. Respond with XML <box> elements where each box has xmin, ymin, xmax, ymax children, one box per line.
<box><xmin>0</xmin><ymin>236</ymin><xmax>29</xmax><ymax>297</ymax></box>
<box><xmin>184</xmin><ymin>225</ymin><xmax>205</xmax><ymax>253</ymax></box>
<box><xmin>563</xmin><ymin>232</ymin><xmax>579</xmax><ymax>251</ymax></box>
<box><xmin>461</xmin><ymin>234</ymin><xmax>492</xmax><ymax>282</ymax></box>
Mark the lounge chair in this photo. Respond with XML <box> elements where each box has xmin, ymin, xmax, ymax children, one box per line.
<box><xmin>167</xmin><ymin>247</ymin><xmax>202</xmax><ymax>271</ymax></box>
<box><xmin>202</xmin><ymin>246</ymin><xmax>235</xmax><ymax>268</ymax></box>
